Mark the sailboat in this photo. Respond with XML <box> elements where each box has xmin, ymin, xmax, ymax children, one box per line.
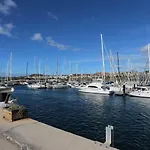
<box><xmin>5</xmin><ymin>53</ymin><xmax>14</xmax><ymax>86</ymax></box>
<box><xmin>52</xmin><ymin>61</ymin><xmax>69</xmax><ymax>89</ymax></box>
<box><xmin>77</xmin><ymin>34</ymin><xmax>114</xmax><ymax>95</ymax></box>
<box><xmin>106</xmin><ymin>51</ymin><xmax>123</xmax><ymax>94</ymax></box>
<box><xmin>108</xmin><ymin>51</ymin><xmax>136</xmax><ymax>95</ymax></box>
<box><xmin>128</xmin><ymin>44</ymin><xmax>150</xmax><ymax>98</ymax></box>
<box><xmin>27</xmin><ymin>58</ymin><xmax>45</xmax><ymax>89</ymax></box>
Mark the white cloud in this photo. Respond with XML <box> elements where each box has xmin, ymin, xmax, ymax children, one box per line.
<box><xmin>139</xmin><ymin>44</ymin><xmax>150</xmax><ymax>53</ymax></box>
<box><xmin>0</xmin><ymin>23</ymin><xmax>15</xmax><ymax>37</ymax></box>
<box><xmin>72</xmin><ymin>48</ymin><xmax>81</xmax><ymax>51</ymax></box>
<box><xmin>46</xmin><ymin>36</ymin><xmax>70</xmax><ymax>50</ymax></box>
<box><xmin>4</xmin><ymin>23</ymin><xmax>14</xmax><ymax>30</ymax></box>
<box><xmin>31</xmin><ymin>33</ymin><xmax>43</xmax><ymax>41</ymax></box>
<box><xmin>48</xmin><ymin>12</ymin><xmax>58</xmax><ymax>20</ymax></box>
<box><xmin>46</xmin><ymin>36</ymin><xmax>81</xmax><ymax>51</ymax></box>
<box><xmin>0</xmin><ymin>0</ymin><xmax>17</xmax><ymax>15</ymax></box>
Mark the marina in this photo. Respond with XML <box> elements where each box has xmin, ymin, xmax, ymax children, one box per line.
<box><xmin>1</xmin><ymin>35</ymin><xmax>150</xmax><ymax>150</ymax></box>
<box><xmin>1</xmin><ymin>1</ymin><xmax>150</xmax><ymax>149</ymax></box>
<box><xmin>7</xmin><ymin>85</ymin><xmax>150</xmax><ymax>150</ymax></box>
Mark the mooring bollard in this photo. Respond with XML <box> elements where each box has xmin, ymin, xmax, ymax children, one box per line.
<box><xmin>123</xmin><ymin>85</ymin><xmax>126</xmax><ymax>96</ymax></box>
<box><xmin>104</xmin><ymin>125</ymin><xmax>114</xmax><ymax>148</ymax></box>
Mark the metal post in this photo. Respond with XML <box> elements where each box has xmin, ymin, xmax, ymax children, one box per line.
<box><xmin>123</xmin><ymin>84</ymin><xmax>126</xmax><ymax>95</ymax></box>
<box><xmin>104</xmin><ymin>125</ymin><xmax>114</xmax><ymax>148</ymax></box>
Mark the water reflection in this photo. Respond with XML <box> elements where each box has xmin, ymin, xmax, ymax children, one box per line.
<box><xmin>79</xmin><ymin>92</ymin><xmax>108</xmax><ymax>105</ymax></box>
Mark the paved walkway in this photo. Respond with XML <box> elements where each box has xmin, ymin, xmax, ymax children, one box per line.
<box><xmin>0</xmin><ymin>138</ymin><xmax>19</xmax><ymax>150</ymax></box>
<box><xmin>0</xmin><ymin>108</ymin><xmax>118</xmax><ymax>150</ymax></box>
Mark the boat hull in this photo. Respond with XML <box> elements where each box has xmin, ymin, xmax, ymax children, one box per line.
<box><xmin>128</xmin><ymin>91</ymin><xmax>150</xmax><ymax>98</ymax></box>
<box><xmin>53</xmin><ymin>85</ymin><xmax>69</xmax><ymax>89</ymax></box>
<box><xmin>27</xmin><ymin>85</ymin><xmax>41</xmax><ymax>89</ymax></box>
<box><xmin>27</xmin><ymin>83</ymin><xmax>45</xmax><ymax>89</ymax></box>
<box><xmin>78</xmin><ymin>88</ymin><xmax>114</xmax><ymax>95</ymax></box>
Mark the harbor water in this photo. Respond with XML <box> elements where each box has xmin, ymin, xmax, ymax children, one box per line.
<box><xmin>12</xmin><ymin>86</ymin><xmax>150</xmax><ymax>150</ymax></box>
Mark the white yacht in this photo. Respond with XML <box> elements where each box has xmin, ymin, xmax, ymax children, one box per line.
<box><xmin>21</xmin><ymin>82</ymin><xmax>28</xmax><ymax>85</ymax></box>
<box><xmin>27</xmin><ymin>82</ymin><xmax>45</xmax><ymax>89</ymax></box>
<box><xmin>52</xmin><ymin>83</ymin><xmax>69</xmax><ymax>89</ymax></box>
<box><xmin>77</xmin><ymin>81</ymin><xmax>114</xmax><ymax>95</ymax></box>
<box><xmin>0</xmin><ymin>86</ymin><xmax>15</xmax><ymax>107</ymax></box>
<box><xmin>128</xmin><ymin>86</ymin><xmax>150</xmax><ymax>98</ymax></box>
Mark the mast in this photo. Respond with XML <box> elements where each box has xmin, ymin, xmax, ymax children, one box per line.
<box><xmin>9</xmin><ymin>53</ymin><xmax>12</xmax><ymax>81</ymax></box>
<box><xmin>44</xmin><ymin>65</ymin><xmax>46</xmax><ymax>83</ymax></box>
<box><xmin>26</xmin><ymin>62</ymin><xmax>28</xmax><ymax>77</ymax></box>
<box><xmin>148</xmin><ymin>44</ymin><xmax>150</xmax><ymax>74</ymax></box>
<box><xmin>76</xmin><ymin>63</ymin><xmax>78</xmax><ymax>81</ymax></box>
<box><xmin>6</xmin><ymin>61</ymin><xmax>9</xmax><ymax>82</ymax></box>
<box><xmin>117</xmin><ymin>52</ymin><xmax>120</xmax><ymax>80</ymax></box>
<box><xmin>34</xmin><ymin>56</ymin><xmax>36</xmax><ymax>81</ymax></box>
<box><xmin>56</xmin><ymin>61</ymin><xmax>58</xmax><ymax>82</ymax></box>
<box><xmin>70</xmin><ymin>61</ymin><xmax>72</xmax><ymax>75</ymax></box>
<box><xmin>81</xmin><ymin>69</ymin><xmax>83</xmax><ymax>83</ymax></box>
<box><xmin>76</xmin><ymin>64</ymin><xmax>78</xmax><ymax>74</ymax></box>
<box><xmin>69</xmin><ymin>61</ymin><xmax>72</xmax><ymax>82</ymax></box>
<box><xmin>100</xmin><ymin>34</ymin><xmax>105</xmax><ymax>82</ymax></box>
<box><xmin>110</xmin><ymin>50</ymin><xmax>118</xmax><ymax>84</ymax></box>
<box><xmin>39</xmin><ymin>60</ymin><xmax>41</xmax><ymax>82</ymax></box>
<box><xmin>110</xmin><ymin>49</ymin><xmax>112</xmax><ymax>81</ymax></box>
<box><xmin>127</xmin><ymin>58</ymin><xmax>130</xmax><ymax>82</ymax></box>
<box><xmin>34</xmin><ymin>56</ymin><xmax>36</xmax><ymax>74</ymax></box>
<box><xmin>147</xmin><ymin>44</ymin><xmax>150</xmax><ymax>83</ymax></box>
<box><xmin>56</xmin><ymin>61</ymin><xmax>58</xmax><ymax>76</ymax></box>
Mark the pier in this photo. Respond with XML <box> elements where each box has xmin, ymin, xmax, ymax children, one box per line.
<box><xmin>0</xmin><ymin>108</ymin><xmax>118</xmax><ymax>150</ymax></box>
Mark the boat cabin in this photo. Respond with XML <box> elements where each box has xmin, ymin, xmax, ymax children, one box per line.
<box><xmin>135</xmin><ymin>86</ymin><xmax>149</xmax><ymax>91</ymax></box>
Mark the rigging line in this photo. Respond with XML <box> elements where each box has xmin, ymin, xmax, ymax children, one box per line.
<box><xmin>103</xmin><ymin>42</ymin><xmax>120</xmax><ymax>83</ymax></box>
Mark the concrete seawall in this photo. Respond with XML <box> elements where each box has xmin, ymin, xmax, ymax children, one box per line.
<box><xmin>0</xmin><ymin>108</ymin><xmax>118</xmax><ymax>150</ymax></box>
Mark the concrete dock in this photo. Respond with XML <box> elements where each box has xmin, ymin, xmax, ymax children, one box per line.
<box><xmin>0</xmin><ymin>108</ymin><xmax>118</xmax><ymax>150</ymax></box>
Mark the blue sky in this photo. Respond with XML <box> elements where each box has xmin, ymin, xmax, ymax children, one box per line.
<box><xmin>0</xmin><ymin>0</ymin><xmax>149</xmax><ymax>76</ymax></box>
